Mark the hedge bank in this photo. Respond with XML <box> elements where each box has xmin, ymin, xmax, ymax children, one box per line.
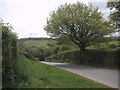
<box><xmin>46</xmin><ymin>48</ymin><xmax>119</xmax><ymax>69</ymax></box>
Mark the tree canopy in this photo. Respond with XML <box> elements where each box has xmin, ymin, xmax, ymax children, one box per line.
<box><xmin>44</xmin><ymin>2</ymin><xmax>115</xmax><ymax>51</ymax></box>
<box><xmin>107</xmin><ymin>1</ymin><xmax>120</xmax><ymax>29</ymax></box>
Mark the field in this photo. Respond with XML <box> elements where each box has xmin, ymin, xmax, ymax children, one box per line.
<box><xmin>87</xmin><ymin>41</ymin><xmax>120</xmax><ymax>50</ymax></box>
<box><xmin>15</xmin><ymin>55</ymin><xmax>108</xmax><ymax>88</ymax></box>
<box><xmin>22</xmin><ymin>39</ymin><xmax>56</xmax><ymax>48</ymax></box>
<box><xmin>21</xmin><ymin>38</ymin><xmax>119</xmax><ymax>50</ymax></box>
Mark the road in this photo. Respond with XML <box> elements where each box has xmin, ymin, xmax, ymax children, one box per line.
<box><xmin>41</xmin><ymin>61</ymin><xmax>119</xmax><ymax>88</ymax></box>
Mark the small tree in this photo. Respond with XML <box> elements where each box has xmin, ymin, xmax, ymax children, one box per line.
<box><xmin>44</xmin><ymin>2</ymin><xmax>115</xmax><ymax>53</ymax></box>
<box><xmin>107</xmin><ymin>1</ymin><xmax>120</xmax><ymax>29</ymax></box>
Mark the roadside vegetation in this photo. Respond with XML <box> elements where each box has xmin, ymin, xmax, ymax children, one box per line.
<box><xmin>1</xmin><ymin>21</ymin><xmax>109</xmax><ymax>88</ymax></box>
<box><xmin>2</xmin><ymin>21</ymin><xmax>18</xmax><ymax>88</ymax></box>
<box><xmin>46</xmin><ymin>46</ymin><xmax>119</xmax><ymax>69</ymax></box>
<box><xmin>1</xmin><ymin>1</ymin><xmax>119</xmax><ymax>88</ymax></box>
<box><xmin>15</xmin><ymin>55</ymin><xmax>108</xmax><ymax>88</ymax></box>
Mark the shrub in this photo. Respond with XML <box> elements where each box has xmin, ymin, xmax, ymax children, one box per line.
<box><xmin>109</xmin><ymin>44</ymin><xmax>118</xmax><ymax>49</ymax></box>
<box><xmin>46</xmin><ymin>49</ymin><xmax>119</xmax><ymax>69</ymax></box>
<box><xmin>58</xmin><ymin>44</ymin><xmax>75</xmax><ymax>53</ymax></box>
<box><xmin>35</xmin><ymin>52</ymin><xmax>45</xmax><ymax>61</ymax></box>
<box><xmin>2</xmin><ymin>23</ymin><xmax>18</xmax><ymax>88</ymax></box>
<box><xmin>46</xmin><ymin>49</ymin><xmax>80</xmax><ymax>63</ymax></box>
<box><xmin>47</xmin><ymin>43</ymin><xmax>53</xmax><ymax>47</ymax></box>
<box><xmin>23</xmin><ymin>46</ymin><xmax>45</xmax><ymax>61</ymax></box>
<box><xmin>45</xmin><ymin>46</ymin><xmax>59</xmax><ymax>57</ymax></box>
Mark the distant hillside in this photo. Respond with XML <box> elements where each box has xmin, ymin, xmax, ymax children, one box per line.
<box><xmin>19</xmin><ymin>36</ymin><xmax>120</xmax><ymax>49</ymax></box>
<box><xmin>19</xmin><ymin>37</ymin><xmax>56</xmax><ymax>48</ymax></box>
<box><xmin>87</xmin><ymin>41</ymin><xmax>120</xmax><ymax>50</ymax></box>
<box><xmin>19</xmin><ymin>37</ymin><xmax>55</xmax><ymax>40</ymax></box>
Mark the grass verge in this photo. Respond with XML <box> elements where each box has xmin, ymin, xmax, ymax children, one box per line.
<box><xmin>15</xmin><ymin>55</ymin><xmax>109</xmax><ymax>88</ymax></box>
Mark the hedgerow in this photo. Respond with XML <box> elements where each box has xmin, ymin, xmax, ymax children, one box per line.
<box><xmin>46</xmin><ymin>48</ymin><xmax>119</xmax><ymax>69</ymax></box>
<box><xmin>2</xmin><ymin>23</ymin><xmax>18</xmax><ymax>88</ymax></box>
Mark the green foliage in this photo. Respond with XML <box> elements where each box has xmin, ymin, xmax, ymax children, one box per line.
<box><xmin>18</xmin><ymin>40</ymin><xmax>26</xmax><ymax>54</ymax></box>
<box><xmin>46</xmin><ymin>49</ymin><xmax>80</xmax><ymax>63</ymax></box>
<box><xmin>20</xmin><ymin>38</ymin><xmax>60</xmax><ymax>59</ymax></box>
<box><xmin>18</xmin><ymin>38</ymin><xmax>58</xmax><ymax>60</ymax></box>
<box><xmin>0</xmin><ymin>20</ymin><xmax>2</xmax><ymax>88</ymax></box>
<box><xmin>44</xmin><ymin>46</ymin><xmax>56</xmax><ymax>57</ymax></box>
<box><xmin>2</xmin><ymin>22</ymin><xmax>18</xmax><ymax>88</ymax></box>
<box><xmin>45</xmin><ymin>43</ymin><xmax>76</xmax><ymax>58</ymax></box>
<box><xmin>19</xmin><ymin>38</ymin><xmax>78</xmax><ymax>59</ymax></box>
<box><xmin>87</xmin><ymin>41</ymin><xmax>120</xmax><ymax>50</ymax></box>
<box><xmin>44</xmin><ymin>2</ymin><xmax>115</xmax><ymax>51</ymax></box>
<box><xmin>15</xmin><ymin>55</ymin><xmax>107</xmax><ymax>88</ymax></box>
<box><xmin>23</xmin><ymin>46</ymin><xmax>45</xmax><ymax>61</ymax></box>
<box><xmin>21</xmin><ymin>39</ymin><xmax>56</xmax><ymax>48</ymax></box>
<box><xmin>107</xmin><ymin>1</ymin><xmax>120</xmax><ymax>28</ymax></box>
<box><xmin>46</xmin><ymin>49</ymin><xmax>119</xmax><ymax>69</ymax></box>
<box><xmin>57</xmin><ymin>44</ymin><xmax>75</xmax><ymax>53</ymax></box>
<box><xmin>109</xmin><ymin>44</ymin><xmax>118</xmax><ymax>49</ymax></box>
<box><xmin>14</xmin><ymin>55</ymin><xmax>31</xmax><ymax>87</ymax></box>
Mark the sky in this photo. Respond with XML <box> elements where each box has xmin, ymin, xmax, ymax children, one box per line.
<box><xmin>0</xmin><ymin>0</ymin><xmax>111</xmax><ymax>38</ymax></box>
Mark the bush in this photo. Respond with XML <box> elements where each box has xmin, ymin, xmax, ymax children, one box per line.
<box><xmin>44</xmin><ymin>47</ymin><xmax>54</xmax><ymax>57</ymax></box>
<box><xmin>2</xmin><ymin>23</ymin><xmax>18</xmax><ymax>88</ymax></box>
<box><xmin>43</xmin><ymin>43</ymin><xmax>75</xmax><ymax>58</ymax></box>
<box><xmin>46</xmin><ymin>49</ymin><xmax>80</xmax><ymax>63</ymax></box>
<box><xmin>23</xmin><ymin>46</ymin><xmax>45</xmax><ymax>61</ymax></box>
<box><xmin>109</xmin><ymin>44</ymin><xmax>118</xmax><ymax>49</ymax></box>
<box><xmin>58</xmin><ymin>44</ymin><xmax>75</xmax><ymax>53</ymax></box>
<box><xmin>46</xmin><ymin>49</ymin><xmax>119</xmax><ymax>69</ymax></box>
<box><xmin>35</xmin><ymin>52</ymin><xmax>45</xmax><ymax>61</ymax></box>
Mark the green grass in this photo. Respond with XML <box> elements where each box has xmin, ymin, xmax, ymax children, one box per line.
<box><xmin>87</xmin><ymin>41</ymin><xmax>120</xmax><ymax>50</ymax></box>
<box><xmin>23</xmin><ymin>39</ymin><xmax>119</xmax><ymax>50</ymax></box>
<box><xmin>15</xmin><ymin>55</ymin><xmax>109</xmax><ymax>88</ymax></box>
<box><xmin>23</xmin><ymin>39</ymin><xmax>56</xmax><ymax>48</ymax></box>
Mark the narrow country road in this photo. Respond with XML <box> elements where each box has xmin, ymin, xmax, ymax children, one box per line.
<box><xmin>41</xmin><ymin>61</ymin><xmax>119</xmax><ymax>88</ymax></box>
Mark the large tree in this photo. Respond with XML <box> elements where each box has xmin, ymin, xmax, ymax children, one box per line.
<box><xmin>44</xmin><ymin>2</ymin><xmax>115</xmax><ymax>52</ymax></box>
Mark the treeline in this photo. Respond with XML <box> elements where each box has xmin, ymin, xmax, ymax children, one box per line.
<box><xmin>19</xmin><ymin>36</ymin><xmax>120</xmax><ymax>42</ymax></box>
<box><xmin>2</xmin><ymin>23</ymin><xmax>18</xmax><ymax>88</ymax></box>
<box><xmin>19</xmin><ymin>37</ymin><xmax>54</xmax><ymax>41</ymax></box>
<box><xmin>106</xmin><ymin>36</ymin><xmax>120</xmax><ymax>41</ymax></box>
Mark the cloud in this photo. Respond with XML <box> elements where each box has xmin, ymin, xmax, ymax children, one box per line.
<box><xmin>2</xmin><ymin>0</ymin><xmax>108</xmax><ymax>38</ymax></box>
<box><xmin>89</xmin><ymin>2</ymin><xmax>110</xmax><ymax>19</ymax></box>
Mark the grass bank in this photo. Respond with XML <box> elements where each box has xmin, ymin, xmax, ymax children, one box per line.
<box><xmin>15</xmin><ymin>55</ymin><xmax>108</xmax><ymax>88</ymax></box>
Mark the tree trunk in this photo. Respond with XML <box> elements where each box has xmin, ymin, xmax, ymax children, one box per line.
<box><xmin>80</xmin><ymin>44</ymin><xmax>86</xmax><ymax>54</ymax></box>
<box><xmin>79</xmin><ymin>45</ymin><xmax>88</xmax><ymax>64</ymax></box>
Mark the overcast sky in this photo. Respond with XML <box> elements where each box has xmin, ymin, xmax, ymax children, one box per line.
<box><xmin>0</xmin><ymin>0</ymin><xmax>110</xmax><ymax>38</ymax></box>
